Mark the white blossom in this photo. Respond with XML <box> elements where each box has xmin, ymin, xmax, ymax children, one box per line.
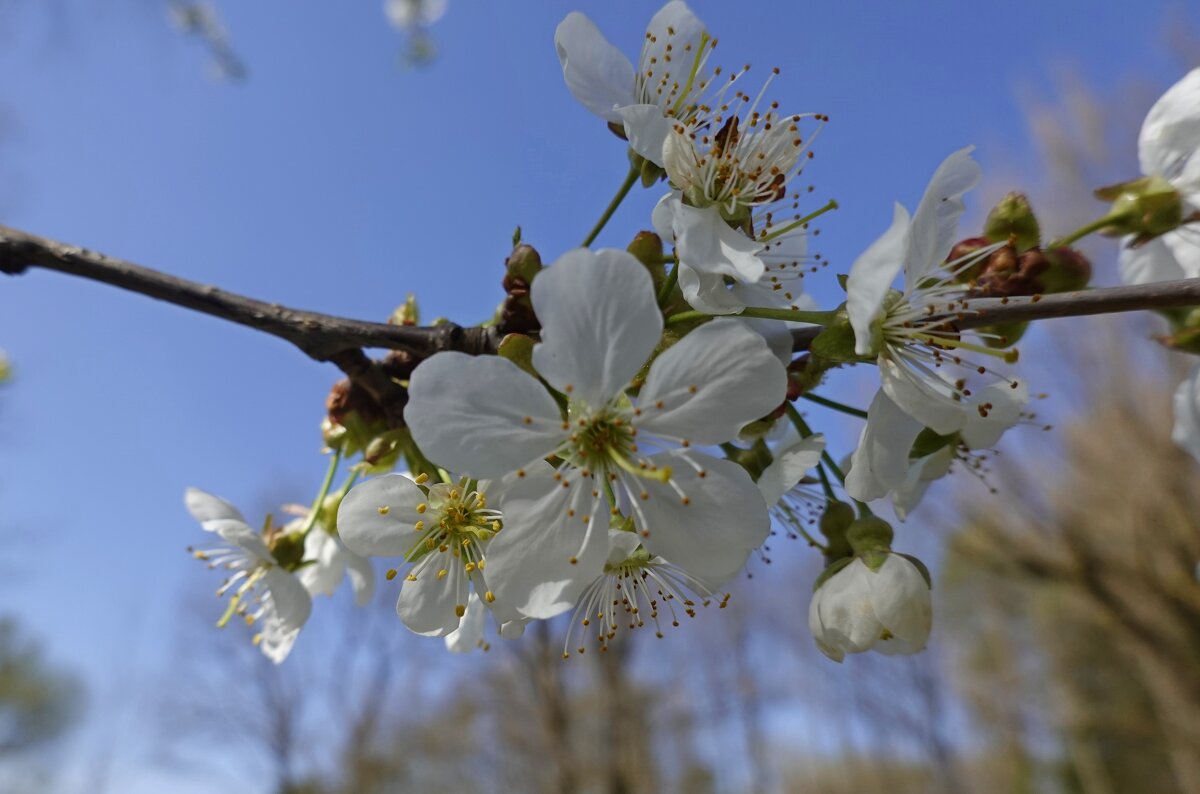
<box><xmin>555</xmin><ymin>2</ymin><xmax>717</xmax><ymax>166</ymax></box>
<box><xmin>404</xmin><ymin>248</ymin><xmax>785</xmax><ymax>619</ymax></box>
<box><xmin>185</xmin><ymin>488</ymin><xmax>312</xmax><ymax>664</ymax></box>
<box><xmin>296</xmin><ymin>520</ymin><xmax>376</xmax><ymax>607</ymax></box>
<box><xmin>1118</xmin><ymin>67</ymin><xmax>1200</xmax><ymax>285</ymax></box>
<box><xmin>808</xmin><ymin>554</ymin><xmax>931</xmax><ymax>662</ymax></box>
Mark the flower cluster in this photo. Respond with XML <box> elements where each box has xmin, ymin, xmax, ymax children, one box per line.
<box><xmin>179</xmin><ymin>4</ymin><xmax>1200</xmax><ymax>666</ymax></box>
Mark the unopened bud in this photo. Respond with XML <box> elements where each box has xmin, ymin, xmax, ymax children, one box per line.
<box><xmin>819</xmin><ymin>501</ymin><xmax>855</xmax><ymax>562</ymax></box>
<box><xmin>1096</xmin><ymin>175</ymin><xmax>1185</xmax><ymax>239</ymax></box>
<box><xmin>627</xmin><ymin>231</ymin><xmax>666</xmax><ymax>291</ymax></box>
<box><xmin>973</xmin><ymin>246</ymin><xmax>1049</xmax><ymax>298</ymax></box>
<box><xmin>497</xmin><ymin>333</ymin><xmax>537</xmax><ymax>377</ymax></box>
<box><xmin>846</xmin><ymin>516</ymin><xmax>894</xmax><ymax>557</ymax></box>
<box><xmin>946</xmin><ymin>236</ymin><xmax>992</xmax><ymax>283</ymax></box>
<box><xmin>500</xmin><ymin>244</ymin><xmax>543</xmax><ymax>334</ymax></box>
<box><xmin>984</xmin><ymin>192</ymin><xmax>1041</xmax><ymax>252</ymax></box>
<box><xmin>388</xmin><ymin>293</ymin><xmax>420</xmax><ymax>326</ymax></box>
<box><xmin>1039</xmin><ymin>247</ymin><xmax>1092</xmax><ymax>293</ymax></box>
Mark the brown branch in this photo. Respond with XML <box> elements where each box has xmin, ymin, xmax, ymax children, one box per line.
<box><xmin>950</xmin><ymin>279</ymin><xmax>1200</xmax><ymax>330</ymax></box>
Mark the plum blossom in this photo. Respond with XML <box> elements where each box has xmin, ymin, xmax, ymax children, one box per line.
<box><xmin>808</xmin><ymin>553</ymin><xmax>932</xmax><ymax>662</ymax></box>
<box><xmin>296</xmin><ymin>519</ymin><xmax>376</xmax><ymax>607</ymax></box>
<box><xmin>842</xmin><ymin>147</ymin><xmax>1028</xmax><ymax>501</ymax></box>
<box><xmin>555</xmin><ymin>2</ymin><xmax>718</xmax><ymax>166</ymax></box>
<box><xmin>1118</xmin><ymin>67</ymin><xmax>1200</xmax><ymax>286</ymax></box>
<box><xmin>185</xmin><ymin>488</ymin><xmax>313</xmax><ymax>664</ymax></box>
<box><xmin>404</xmin><ymin>248</ymin><xmax>785</xmax><ymax>620</ymax></box>
<box><xmin>337</xmin><ymin>472</ymin><xmax>523</xmax><ymax>638</ymax></box>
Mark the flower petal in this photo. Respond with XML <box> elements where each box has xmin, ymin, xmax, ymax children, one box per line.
<box><xmin>813</xmin><ymin>560</ymin><xmax>884</xmax><ymax>655</ymax></box>
<box><xmin>892</xmin><ymin>446</ymin><xmax>953</xmax><ymax>521</ymax></box>
<box><xmin>185</xmin><ymin>487</ymin><xmax>246</xmax><ymax>524</ymax></box>
<box><xmin>758</xmin><ymin>434</ymin><xmax>825</xmax><ymax>507</ymax></box>
<box><xmin>677</xmin><ymin>265</ymin><xmax>748</xmax><ymax>315</ymax></box>
<box><xmin>485</xmin><ymin>467</ymin><xmax>607</xmax><ymax>619</ymax></box>
<box><xmin>619</xmin><ymin>104</ymin><xmax>672</xmax><ymax>166</ymax></box>
<box><xmin>905</xmin><ymin>146</ymin><xmax>981</xmax><ymax>284</ymax></box>
<box><xmin>1119</xmin><ymin>235</ymin><xmax>1187</xmax><ymax>285</ymax></box>
<box><xmin>637</xmin><ymin>320</ymin><xmax>787</xmax><ymax>445</ymax></box>
<box><xmin>1161</xmin><ymin>228</ymin><xmax>1200</xmax><ymax>279</ymax></box>
<box><xmin>1173</xmin><ymin>367</ymin><xmax>1200</xmax><ymax>463</ymax></box>
<box><xmin>878</xmin><ymin>355</ymin><xmax>967</xmax><ymax>436</ymax></box>
<box><xmin>866</xmin><ymin>555</ymin><xmax>931</xmax><ymax>655</ymax></box>
<box><xmin>258</xmin><ymin>569</ymin><xmax>313</xmax><ymax>663</ymax></box>
<box><xmin>554</xmin><ymin>12</ymin><xmax>636</xmax><ymax>123</ymax></box>
<box><xmin>343</xmin><ymin>545</ymin><xmax>376</xmax><ymax>607</ymax></box>
<box><xmin>630</xmin><ymin>451</ymin><xmax>768</xmax><ymax>581</ymax></box>
<box><xmin>298</xmin><ymin>530</ymin><xmax>346</xmax><ymax>598</ymax></box>
<box><xmin>845</xmin><ymin>389</ymin><xmax>925</xmax><ymax>502</ymax></box>
<box><xmin>406</xmin><ymin>352</ymin><xmax>565</xmax><ymax>479</ymax></box>
<box><xmin>846</xmin><ymin>202</ymin><xmax>910</xmax><ymax>355</ymax></box>
<box><xmin>1139</xmin><ymin>68</ymin><xmax>1200</xmax><ymax>183</ymax></box>
<box><xmin>397</xmin><ymin>553</ymin><xmax>469</xmax><ymax>637</ymax></box>
<box><xmin>532</xmin><ymin>248</ymin><xmax>663</xmax><ymax>408</ymax></box>
<box><xmin>672</xmin><ymin>203</ymin><xmax>765</xmax><ymax>283</ymax></box>
<box><xmin>337</xmin><ymin>474</ymin><xmax>429</xmax><ymax>557</ymax></box>
<box><xmin>444</xmin><ymin>592</ymin><xmax>486</xmax><ymax>653</ymax></box>
<box><xmin>960</xmin><ymin>379</ymin><xmax>1028</xmax><ymax>449</ymax></box>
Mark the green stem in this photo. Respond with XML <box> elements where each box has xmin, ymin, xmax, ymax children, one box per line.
<box><xmin>658</xmin><ymin>258</ymin><xmax>680</xmax><ymax>308</ymax></box>
<box><xmin>301</xmin><ymin>448</ymin><xmax>342</xmax><ymax>536</ymax></box>
<box><xmin>1047</xmin><ymin>208</ymin><xmax>1134</xmax><ymax>249</ymax></box>
<box><xmin>665</xmin><ymin>310</ymin><xmax>709</xmax><ymax>326</ymax></box>
<box><xmin>815</xmin><ymin>461</ymin><xmax>837</xmax><ymax>501</ymax></box>
<box><xmin>800</xmin><ymin>392</ymin><xmax>869</xmax><ymax>419</ymax></box>
<box><xmin>582</xmin><ymin>164</ymin><xmax>640</xmax><ymax>247</ymax></box>
<box><xmin>736</xmin><ymin>307</ymin><xmax>839</xmax><ymax>324</ymax></box>
<box><xmin>759</xmin><ymin>199</ymin><xmax>839</xmax><ymax>242</ymax></box>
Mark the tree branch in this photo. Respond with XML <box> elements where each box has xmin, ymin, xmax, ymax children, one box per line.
<box><xmin>950</xmin><ymin>279</ymin><xmax>1200</xmax><ymax>330</ymax></box>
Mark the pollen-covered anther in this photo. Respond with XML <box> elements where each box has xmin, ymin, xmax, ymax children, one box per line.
<box><xmin>377</xmin><ymin>505</ymin><xmax>390</xmax><ymax>515</ymax></box>
<box><xmin>386</xmin><ymin>568</ymin><xmax>398</xmax><ymax>581</ymax></box>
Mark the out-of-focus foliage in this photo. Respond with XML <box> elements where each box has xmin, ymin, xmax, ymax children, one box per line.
<box><xmin>0</xmin><ymin>617</ymin><xmax>81</xmax><ymax>757</ymax></box>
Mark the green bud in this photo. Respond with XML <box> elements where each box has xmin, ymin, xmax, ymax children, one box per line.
<box><xmin>388</xmin><ymin>293</ymin><xmax>420</xmax><ymax>326</ymax></box>
<box><xmin>980</xmin><ymin>321</ymin><xmax>1028</xmax><ymax>349</ymax></box>
<box><xmin>1039</xmin><ymin>247</ymin><xmax>1092</xmax><ymax>293</ymax></box>
<box><xmin>269</xmin><ymin>532</ymin><xmax>307</xmax><ymax>570</ymax></box>
<box><xmin>725</xmin><ymin>439</ymin><xmax>774</xmax><ymax>482</ymax></box>
<box><xmin>819</xmin><ymin>501</ymin><xmax>855</xmax><ymax>562</ymax></box>
<box><xmin>626</xmin><ymin>231</ymin><xmax>667</xmax><ymax>292</ymax></box>
<box><xmin>846</xmin><ymin>516</ymin><xmax>894</xmax><ymax>556</ymax></box>
<box><xmin>629</xmin><ymin>148</ymin><xmax>665</xmax><ymax>187</ymax></box>
<box><xmin>320</xmin><ymin>491</ymin><xmax>345</xmax><ymax>535</ymax></box>
<box><xmin>364</xmin><ymin>429</ymin><xmax>406</xmax><ymax>469</ymax></box>
<box><xmin>860</xmin><ymin>549</ymin><xmax>890</xmax><ymax>572</ymax></box>
<box><xmin>505</xmin><ymin>243</ymin><xmax>543</xmax><ymax>286</ymax></box>
<box><xmin>984</xmin><ymin>192</ymin><xmax>1041</xmax><ymax>252</ymax></box>
<box><xmin>497</xmin><ymin>333</ymin><xmax>538</xmax><ymax>377</ymax></box>
<box><xmin>809</xmin><ymin>305</ymin><xmax>868</xmax><ymax>364</ymax></box>
<box><xmin>1096</xmin><ymin>175</ymin><xmax>1185</xmax><ymax>239</ymax></box>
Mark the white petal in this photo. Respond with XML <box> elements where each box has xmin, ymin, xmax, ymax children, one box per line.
<box><xmin>444</xmin><ymin>592</ymin><xmax>486</xmax><ymax>653</ymax></box>
<box><xmin>652</xmin><ymin>192</ymin><xmax>680</xmax><ymax>242</ymax></box>
<box><xmin>813</xmin><ymin>560</ymin><xmax>884</xmax><ymax>654</ymax></box>
<box><xmin>637</xmin><ymin>320</ymin><xmax>787</xmax><ymax>445</ymax></box>
<box><xmin>808</xmin><ymin>590</ymin><xmax>845</xmax><ymax>662</ymax></box>
<box><xmin>1173</xmin><ymin>367</ymin><xmax>1200</xmax><ymax>463</ymax></box>
<box><xmin>631</xmin><ymin>452</ymin><xmax>768</xmax><ymax>581</ymax></box>
<box><xmin>672</xmin><ymin>203</ymin><xmax>765</xmax><ymax>283</ymax></box>
<box><xmin>554</xmin><ymin>12</ymin><xmax>636</xmax><ymax>123</ymax></box>
<box><xmin>1161</xmin><ymin>228</ymin><xmax>1200</xmax><ymax>279</ymax></box>
<box><xmin>531</xmin><ymin>248</ymin><xmax>663</xmax><ymax>408</ymax></box>
<box><xmin>845</xmin><ymin>389</ymin><xmax>925</xmax><ymax>502</ymax></box>
<box><xmin>892</xmin><ymin>446</ymin><xmax>953</xmax><ymax>521</ymax></box>
<box><xmin>397</xmin><ymin>554</ymin><xmax>469</xmax><ymax>637</ymax></box>
<box><xmin>758</xmin><ymin>434</ymin><xmax>825</xmax><ymax>507</ymax></box>
<box><xmin>298</xmin><ymin>531</ymin><xmax>345</xmax><ymax>598</ymax></box>
<box><xmin>677</xmin><ymin>265</ymin><xmax>748</xmax><ymax>315</ymax></box>
<box><xmin>642</xmin><ymin>1</ymin><xmax>707</xmax><ymax>95</ymax></box>
<box><xmin>485</xmin><ymin>467</ymin><xmax>607</xmax><ymax>619</ymax></box>
<box><xmin>344</xmin><ymin>546</ymin><xmax>376</xmax><ymax>607</ymax></box>
<box><xmin>905</xmin><ymin>146</ymin><xmax>981</xmax><ymax>284</ymax></box>
<box><xmin>619</xmin><ymin>104</ymin><xmax>672</xmax><ymax>166</ymax></box>
<box><xmin>258</xmin><ymin>569</ymin><xmax>313</xmax><ymax>664</ymax></box>
<box><xmin>406</xmin><ymin>352</ymin><xmax>565</xmax><ymax>479</ymax></box>
<box><xmin>1138</xmin><ymin>68</ymin><xmax>1200</xmax><ymax>182</ymax></box>
<box><xmin>960</xmin><ymin>379</ymin><xmax>1028</xmax><ymax>449</ymax></box>
<box><xmin>878</xmin><ymin>356</ymin><xmax>967</xmax><ymax>436</ymax></box>
<box><xmin>606</xmin><ymin>528</ymin><xmax>643</xmax><ymax>565</ymax></box>
<box><xmin>185</xmin><ymin>487</ymin><xmax>246</xmax><ymax>524</ymax></box>
<box><xmin>866</xmin><ymin>555</ymin><xmax>932</xmax><ymax>655</ymax></box>
<box><xmin>337</xmin><ymin>474</ymin><xmax>429</xmax><ymax>557</ymax></box>
<box><xmin>212</xmin><ymin>521</ymin><xmax>274</xmax><ymax>564</ymax></box>
<box><xmin>1119</xmin><ymin>235</ymin><xmax>1187</xmax><ymax>285</ymax></box>
<box><xmin>846</xmin><ymin>202</ymin><xmax>910</xmax><ymax>355</ymax></box>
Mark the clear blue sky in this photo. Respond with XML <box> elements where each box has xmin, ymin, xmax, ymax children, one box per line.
<box><xmin>0</xmin><ymin>1</ymin><xmax>1195</xmax><ymax>791</ymax></box>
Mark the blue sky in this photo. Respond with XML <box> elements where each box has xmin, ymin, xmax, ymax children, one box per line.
<box><xmin>0</xmin><ymin>1</ymin><xmax>1196</xmax><ymax>791</ymax></box>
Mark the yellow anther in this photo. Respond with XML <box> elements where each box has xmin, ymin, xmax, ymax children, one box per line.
<box><xmin>455</xmin><ymin>604</ymin><xmax>467</xmax><ymax>618</ymax></box>
<box><xmin>252</xmin><ymin>633</ymin><xmax>264</xmax><ymax>646</ymax></box>
<box><xmin>406</xmin><ymin>574</ymin><xmax>418</xmax><ymax>582</ymax></box>
<box><xmin>383</xmin><ymin>568</ymin><xmax>398</xmax><ymax>581</ymax></box>
<box><xmin>478</xmin><ymin>559</ymin><xmax>486</xmax><ymax>569</ymax></box>
<box><xmin>569</xmin><ymin>556</ymin><xmax>578</xmax><ymax>565</ymax></box>
<box><xmin>465</xmin><ymin>562</ymin><xmax>476</xmax><ymax>572</ymax></box>
<box><xmin>484</xmin><ymin>591</ymin><xmax>496</xmax><ymax>603</ymax></box>
<box><xmin>415</xmin><ymin>472</ymin><xmax>429</xmax><ymax>484</ymax></box>
<box><xmin>437</xmin><ymin>569</ymin><xmax>449</xmax><ymax>580</ymax></box>
<box><xmin>491</xmin><ymin>520</ymin><xmax>500</xmax><ymax>530</ymax></box>
<box><xmin>449</xmin><ymin>489</ymin><xmax>460</xmax><ymax>500</ymax></box>
<box><xmin>416</xmin><ymin>503</ymin><xmax>428</xmax><ymax>514</ymax></box>
<box><xmin>377</xmin><ymin>505</ymin><xmax>390</xmax><ymax>515</ymax></box>
<box><xmin>414</xmin><ymin>520</ymin><xmax>425</xmax><ymax>531</ymax></box>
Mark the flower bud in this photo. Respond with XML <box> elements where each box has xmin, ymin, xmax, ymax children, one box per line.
<box><xmin>268</xmin><ymin>531</ymin><xmax>306</xmax><ymax>571</ymax></box>
<box><xmin>984</xmin><ymin>192</ymin><xmax>1041</xmax><ymax>252</ymax></box>
<box><xmin>946</xmin><ymin>236</ymin><xmax>992</xmax><ymax>283</ymax></box>
<box><xmin>1039</xmin><ymin>246</ymin><xmax>1092</xmax><ymax>293</ymax></box>
<box><xmin>500</xmin><ymin>244</ymin><xmax>543</xmax><ymax>334</ymax></box>
<box><xmin>388</xmin><ymin>293</ymin><xmax>420</xmax><ymax>326</ymax></box>
<box><xmin>846</xmin><ymin>516</ymin><xmax>894</xmax><ymax>557</ymax></box>
<box><xmin>819</xmin><ymin>501</ymin><xmax>855</xmax><ymax>562</ymax></box>
<box><xmin>626</xmin><ymin>231</ymin><xmax>667</xmax><ymax>292</ymax></box>
<box><xmin>497</xmin><ymin>333</ymin><xmax>538</xmax><ymax>377</ymax></box>
<box><xmin>1096</xmin><ymin>175</ymin><xmax>1185</xmax><ymax>240</ymax></box>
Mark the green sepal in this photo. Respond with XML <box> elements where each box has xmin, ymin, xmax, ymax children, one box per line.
<box><xmin>812</xmin><ymin>556</ymin><xmax>854</xmax><ymax>592</ymax></box>
<box><xmin>860</xmin><ymin>549</ymin><xmax>890</xmax><ymax>572</ymax></box>
<box><xmin>809</xmin><ymin>307</ymin><xmax>867</xmax><ymax>365</ymax></box>
<box><xmin>269</xmin><ymin>532</ymin><xmax>307</xmax><ymax>571</ymax></box>
<box><xmin>846</xmin><ymin>516</ymin><xmax>894</xmax><ymax>555</ymax></box>
<box><xmin>909</xmin><ymin>428</ymin><xmax>959</xmax><ymax>460</ymax></box>
<box><xmin>984</xmin><ymin>192</ymin><xmax>1041</xmax><ymax>252</ymax></box>
<box><xmin>897</xmin><ymin>553</ymin><xmax>933</xmax><ymax>588</ymax></box>
<box><xmin>1096</xmin><ymin>175</ymin><xmax>1184</xmax><ymax>238</ymax></box>
<box><xmin>497</xmin><ymin>333</ymin><xmax>538</xmax><ymax>377</ymax></box>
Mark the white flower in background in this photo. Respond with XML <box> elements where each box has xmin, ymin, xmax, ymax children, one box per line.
<box><xmin>563</xmin><ymin>529</ymin><xmax>726</xmax><ymax>657</ymax></box>
<box><xmin>1118</xmin><ymin>67</ymin><xmax>1200</xmax><ymax>286</ymax></box>
<box><xmin>652</xmin><ymin>91</ymin><xmax>826</xmax><ymax>314</ymax></box>
<box><xmin>384</xmin><ymin>0</ymin><xmax>447</xmax><ymax>30</ymax></box>
<box><xmin>337</xmin><ymin>473</ymin><xmax>522</xmax><ymax>638</ymax></box>
<box><xmin>185</xmin><ymin>488</ymin><xmax>313</xmax><ymax>664</ymax></box>
<box><xmin>296</xmin><ymin>519</ymin><xmax>376</xmax><ymax>607</ymax></box>
<box><xmin>809</xmin><ymin>553</ymin><xmax>931</xmax><ymax>662</ymax></box>
<box><xmin>555</xmin><ymin>2</ymin><xmax>719</xmax><ymax>166</ymax></box>
<box><xmin>841</xmin><ymin>147</ymin><xmax>1028</xmax><ymax>502</ymax></box>
<box><xmin>1173</xmin><ymin>367</ymin><xmax>1200</xmax><ymax>463</ymax></box>
<box><xmin>405</xmin><ymin>248</ymin><xmax>785</xmax><ymax>619</ymax></box>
